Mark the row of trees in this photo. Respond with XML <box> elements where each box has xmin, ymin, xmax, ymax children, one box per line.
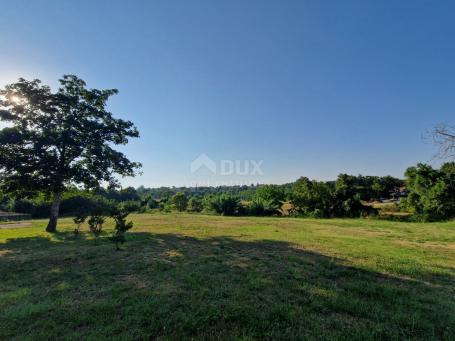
<box><xmin>152</xmin><ymin>165</ymin><xmax>455</xmax><ymax>221</ymax></box>
<box><xmin>3</xmin><ymin>163</ymin><xmax>453</xmax><ymax>221</ymax></box>
<box><xmin>155</xmin><ymin>176</ymin><xmax>383</xmax><ymax>218</ymax></box>
<box><xmin>165</xmin><ymin>188</ymin><xmax>284</xmax><ymax>216</ymax></box>
<box><xmin>0</xmin><ymin>172</ymin><xmax>408</xmax><ymax>219</ymax></box>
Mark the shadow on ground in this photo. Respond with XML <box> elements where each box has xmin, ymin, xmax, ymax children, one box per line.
<box><xmin>0</xmin><ymin>231</ymin><xmax>454</xmax><ymax>339</ymax></box>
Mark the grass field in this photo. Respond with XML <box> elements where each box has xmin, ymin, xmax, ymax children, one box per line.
<box><xmin>1</xmin><ymin>214</ymin><xmax>454</xmax><ymax>339</ymax></box>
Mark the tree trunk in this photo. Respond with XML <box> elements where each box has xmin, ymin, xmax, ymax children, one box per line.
<box><xmin>46</xmin><ymin>192</ymin><xmax>62</xmax><ymax>233</ymax></box>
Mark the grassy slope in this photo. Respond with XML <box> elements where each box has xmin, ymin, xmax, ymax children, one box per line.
<box><xmin>0</xmin><ymin>214</ymin><xmax>454</xmax><ymax>340</ymax></box>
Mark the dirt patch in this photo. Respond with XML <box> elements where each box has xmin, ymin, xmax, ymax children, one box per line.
<box><xmin>0</xmin><ymin>221</ymin><xmax>33</xmax><ymax>229</ymax></box>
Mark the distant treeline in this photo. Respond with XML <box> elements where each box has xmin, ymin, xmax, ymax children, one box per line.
<box><xmin>1</xmin><ymin>162</ymin><xmax>454</xmax><ymax>221</ymax></box>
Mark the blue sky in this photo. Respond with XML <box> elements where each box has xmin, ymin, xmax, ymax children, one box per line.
<box><xmin>1</xmin><ymin>0</ymin><xmax>454</xmax><ymax>187</ymax></box>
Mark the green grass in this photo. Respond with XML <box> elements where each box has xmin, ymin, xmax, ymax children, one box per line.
<box><xmin>1</xmin><ymin>213</ymin><xmax>454</xmax><ymax>339</ymax></box>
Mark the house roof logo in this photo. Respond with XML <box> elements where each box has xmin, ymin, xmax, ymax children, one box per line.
<box><xmin>190</xmin><ymin>153</ymin><xmax>216</xmax><ymax>174</ymax></box>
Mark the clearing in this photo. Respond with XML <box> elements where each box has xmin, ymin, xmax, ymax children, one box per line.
<box><xmin>0</xmin><ymin>214</ymin><xmax>454</xmax><ymax>339</ymax></box>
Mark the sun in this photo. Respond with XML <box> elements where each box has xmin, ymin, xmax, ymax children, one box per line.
<box><xmin>10</xmin><ymin>95</ymin><xmax>22</xmax><ymax>104</ymax></box>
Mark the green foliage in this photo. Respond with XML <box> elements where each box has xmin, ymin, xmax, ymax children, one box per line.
<box><xmin>119</xmin><ymin>200</ymin><xmax>141</xmax><ymax>213</ymax></box>
<box><xmin>110</xmin><ymin>203</ymin><xmax>134</xmax><ymax>250</ymax></box>
<box><xmin>161</xmin><ymin>203</ymin><xmax>174</xmax><ymax>213</ymax></box>
<box><xmin>247</xmin><ymin>198</ymin><xmax>281</xmax><ymax>216</ymax></box>
<box><xmin>291</xmin><ymin>175</ymin><xmax>377</xmax><ymax>218</ymax></box>
<box><xmin>171</xmin><ymin>192</ymin><xmax>188</xmax><ymax>212</ymax></box>
<box><xmin>403</xmin><ymin>163</ymin><xmax>455</xmax><ymax>221</ymax></box>
<box><xmin>147</xmin><ymin>198</ymin><xmax>159</xmax><ymax>209</ymax></box>
<box><xmin>85</xmin><ymin>196</ymin><xmax>115</xmax><ymax>239</ymax></box>
<box><xmin>87</xmin><ymin>215</ymin><xmax>105</xmax><ymax>238</ymax></box>
<box><xmin>187</xmin><ymin>197</ymin><xmax>203</xmax><ymax>212</ymax></box>
<box><xmin>205</xmin><ymin>194</ymin><xmax>240</xmax><ymax>216</ymax></box>
<box><xmin>292</xmin><ymin>177</ymin><xmax>334</xmax><ymax>217</ymax></box>
<box><xmin>0</xmin><ymin>75</ymin><xmax>141</xmax><ymax>231</ymax></box>
<box><xmin>72</xmin><ymin>213</ymin><xmax>87</xmax><ymax>235</ymax></box>
<box><xmin>249</xmin><ymin>185</ymin><xmax>284</xmax><ymax>215</ymax></box>
<box><xmin>253</xmin><ymin>185</ymin><xmax>285</xmax><ymax>203</ymax></box>
<box><xmin>441</xmin><ymin>161</ymin><xmax>455</xmax><ymax>174</ymax></box>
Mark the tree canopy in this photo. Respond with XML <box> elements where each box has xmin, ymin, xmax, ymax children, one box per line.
<box><xmin>403</xmin><ymin>163</ymin><xmax>455</xmax><ymax>221</ymax></box>
<box><xmin>0</xmin><ymin>75</ymin><xmax>141</xmax><ymax>231</ymax></box>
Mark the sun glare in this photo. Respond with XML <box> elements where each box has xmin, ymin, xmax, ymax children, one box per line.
<box><xmin>10</xmin><ymin>95</ymin><xmax>22</xmax><ymax>104</ymax></box>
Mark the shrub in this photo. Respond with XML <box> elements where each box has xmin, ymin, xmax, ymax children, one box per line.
<box><xmin>247</xmin><ymin>198</ymin><xmax>280</xmax><ymax>216</ymax></box>
<box><xmin>171</xmin><ymin>192</ymin><xmax>188</xmax><ymax>212</ymax></box>
<box><xmin>187</xmin><ymin>197</ymin><xmax>203</xmax><ymax>212</ymax></box>
<box><xmin>120</xmin><ymin>200</ymin><xmax>141</xmax><ymax>213</ymax></box>
<box><xmin>60</xmin><ymin>193</ymin><xmax>94</xmax><ymax>216</ymax></box>
<box><xmin>205</xmin><ymin>194</ymin><xmax>240</xmax><ymax>216</ymax></box>
<box><xmin>110</xmin><ymin>203</ymin><xmax>134</xmax><ymax>250</ymax></box>
<box><xmin>147</xmin><ymin>198</ymin><xmax>159</xmax><ymax>209</ymax></box>
<box><xmin>88</xmin><ymin>215</ymin><xmax>105</xmax><ymax>238</ymax></box>
<box><xmin>291</xmin><ymin>176</ymin><xmax>375</xmax><ymax>218</ymax></box>
<box><xmin>73</xmin><ymin>213</ymin><xmax>87</xmax><ymax>235</ymax></box>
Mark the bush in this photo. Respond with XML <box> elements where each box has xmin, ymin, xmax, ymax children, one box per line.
<box><xmin>120</xmin><ymin>200</ymin><xmax>141</xmax><ymax>213</ymax></box>
<box><xmin>110</xmin><ymin>204</ymin><xmax>134</xmax><ymax>250</ymax></box>
<box><xmin>73</xmin><ymin>213</ymin><xmax>87</xmax><ymax>235</ymax></box>
<box><xmin>60</xmin><ymin>193</ymin><xmax>94</xmax><ymax>216</ymax></box>
<box><xmin>88</xmin><ymin>215</ymin><xmax>105</xmax><ymax>238</ymax></box>
<box><xmin>246</xmin><ymin>199</ymin><xmax>280</xmax><ymax>216</ymax></box>
<box><xmin>171</xmin><ymin>192</ymin><xmax>188</xmax><ymax>212</ymax></box>
<box><xmin>187</xmin><ymin>197</ymin><xmax>203</xmax><ymax>212</ymax></box>
<box><xmin>291</xmin><ymin>176</ymin><xmax>375</xmax><ymax>218</ymax></box>
<box><xmin>291</xmin><ymin>177</ymin><xmax>333</xmax><ymax>217</ymax></box>
<box><xmin>204</xmin><ymin>194</ymin><xmax>240</xmax><ymax>216</ymax></box>
<box><xmin>147</xmin><ymin>198</ymin><xmax>159</xmax><ymax>209</ymax></box>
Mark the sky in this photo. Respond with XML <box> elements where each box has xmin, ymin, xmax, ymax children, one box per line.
<box><xmin>1</xmin><ymin>0</ymin><xmax>454</xmax><ymax>187</ymax></box>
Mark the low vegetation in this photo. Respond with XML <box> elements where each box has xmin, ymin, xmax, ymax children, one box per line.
<box><xmin>0</xmin><ymin>214</ymin><xmax>454</xmax><ymax>339</ymax></box>
<box><xmin>2</xmin><ymin>163</ymin><xmax>454</xmax><ymax>223</ymax></box>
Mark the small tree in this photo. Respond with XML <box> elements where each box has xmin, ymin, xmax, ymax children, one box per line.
<box><xmin>172</xmin><ymin>192</ymin><xmax>188</xmax><ymax>212</ymax></box>
<box><xmin>72</xmin><ymin>213</ymin><xmax>87</xmax><ymax>235</ymax></box>
<box><xmin>0</xmin><ymin>75</ymin><xmax>141</xmax><ymax>232</ymax></box>
<box><xmin>88</xmin><ymin>215</ymin><xmax>105</xmax><ymax>239</ymax></box>
<box><xmin>110</xmin><ymin>203</ymin><xmax>134</xmax><ymax>250</ymax></box>
<box><xmin>86</xmin><ymin>196</ymin><xmax>114</xmax><ymax>239</ymax></box>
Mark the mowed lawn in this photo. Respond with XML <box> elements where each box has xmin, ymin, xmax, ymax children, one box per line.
<box><xmin>0</xmin><ymin>214</ymin><xmax>454</xmax><ymax>340</ymax></box>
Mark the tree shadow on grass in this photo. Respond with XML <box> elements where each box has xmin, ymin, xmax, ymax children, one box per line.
<box><xmin>0</xmin><ymin>231</ymin><xmax>454</xmax><ymax>339</ymax></box>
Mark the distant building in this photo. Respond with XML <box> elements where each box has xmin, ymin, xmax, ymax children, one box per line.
<box><xmin>390</xmin><ymin>186</ymin><xmax>407</xmax><ymax>200</ymax></box>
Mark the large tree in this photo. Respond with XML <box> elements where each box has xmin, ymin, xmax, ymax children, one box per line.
<box><xmin>0</xmin><ymin>75</ymin><xmax>141</xmax><ymax>232</ymax></box>
<box><xmin>403</xmin><ymin>163</ymin><xmax>455</xmax><ymax>221</ymax></box>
